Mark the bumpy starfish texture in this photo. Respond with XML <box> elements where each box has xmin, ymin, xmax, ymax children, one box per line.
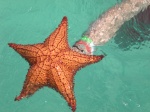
<box><xmin>8</xmin><ymin>17</ymin><xmax>104</xmax><ymax>112</ymax></box>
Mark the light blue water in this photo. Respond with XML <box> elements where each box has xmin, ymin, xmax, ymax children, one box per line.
<box><xmin>0</xmin><ymin>0</ymin><xmax>150</xmax><ymax>112</ymax></box>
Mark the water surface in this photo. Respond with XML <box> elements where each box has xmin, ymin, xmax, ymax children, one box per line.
<box><xmin>0</xmin><ymin>0</ymin><xmax>150</xmax><ymax>112</ymax></box>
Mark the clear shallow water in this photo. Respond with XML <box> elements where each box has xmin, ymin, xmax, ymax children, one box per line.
<box><xmin>0</xmin><ymin>0</ymin><xmax>150</xmax><ymax>112</ymax></box>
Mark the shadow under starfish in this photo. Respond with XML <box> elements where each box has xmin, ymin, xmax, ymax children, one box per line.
<box><xmin>8</xmin><ymin>16</ymin><xmax>104</xmax><ymax>112</ymax></box>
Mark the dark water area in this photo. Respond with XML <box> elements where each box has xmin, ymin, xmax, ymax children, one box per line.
<box><xmin>114</xmin><ymin>6</ymin><xmax>150</xmax><ymax>50</ymax></box>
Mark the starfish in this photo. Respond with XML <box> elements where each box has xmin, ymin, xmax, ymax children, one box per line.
<box><xmin>8</xmin><ymin>17</ymin><xmax>104</xmax><ymax>112</ymax></box>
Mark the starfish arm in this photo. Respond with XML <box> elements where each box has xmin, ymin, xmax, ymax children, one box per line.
<box><xmin>15</xmin><ymin>63</ymin><xmax>49</xmax><ymax>101</ymax></box>
<box><xmin>50</xmin><ymin>62</ymin><xmax>76</xmax><ymax>112</ymax></box>
<box><xmin>8</xmin><ymin>43</ymin><xmax>43</xmax><ymax>65</ymax></box>
<box><xmin>44</xmin><ymin>16</ymin><xmax>69</xmax><ymax>51</ymax></box>
<box><xmin>60</xmin><ymin>50</ymin><xmax>104</xmax><ymax>71</ymax></box>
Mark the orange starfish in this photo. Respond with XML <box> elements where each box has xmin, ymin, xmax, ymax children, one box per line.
<box><xmin>8</xmin><ymin>17</ymin><xmax>104</xmax><ymax>112</ymax></box>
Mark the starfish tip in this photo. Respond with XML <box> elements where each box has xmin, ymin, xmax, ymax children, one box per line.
<box><xmin>100</xmin><ymin>55</ymin><xmax>104</xmax><ymax>59</ymax></box>
<box><xmin>71</xmin><ymin>106</ymin><xmax>76</xmax><ymax>112</ymax></box>
<box><xmin>94</xmin><ymin>55</ymin><xmax>105</xmax><ymax>62</ymax></box>
<box><xmin>14</xmin><ymin>95</ymin><xmax>22</xmax><ymax>101</ymax></box>
<box><xmin>8</xmin><ymin>43</ymin><xmax>17</xmax><ymax>49</ymax></box>
<box><xmin>62</xmin><ymin>16</ymin><xmax>67</xmax><ymax>21</ymax></box>
<box><xmin>61</xmin><ymin>16</ymin><xmax>68</xmax><ymax>25</ymax></box>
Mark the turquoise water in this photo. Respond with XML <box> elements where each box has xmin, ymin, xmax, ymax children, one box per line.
<box><xmin>0</xmin><ymin>0</ymin><xmax>150</xmax><ymax>112</ymax></box>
